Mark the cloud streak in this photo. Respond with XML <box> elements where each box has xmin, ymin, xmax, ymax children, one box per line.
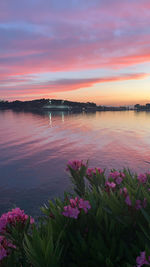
<box><xmin>0</xmin><ymin>0</ymin><xmax>150</xmax><ymax>101</ymax></box>
<box><xmin>0</xmin><ymin>73</ymin><xmax>149</xmax><ymax>100</ymax></box>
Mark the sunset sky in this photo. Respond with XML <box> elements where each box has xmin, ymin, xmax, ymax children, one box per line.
<box><xmin>0</xmin><ymin>0</ymin><xmax>150</xmax><ymax>105</ymax></box>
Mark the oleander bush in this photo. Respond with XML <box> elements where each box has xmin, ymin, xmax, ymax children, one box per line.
<box><xmin>1</xmin><ymin>160</ymin><xmax>150</xmax><ymax>266</ymax></box>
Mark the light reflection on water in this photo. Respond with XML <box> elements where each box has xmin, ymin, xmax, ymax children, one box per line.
<box><xmin>0</xmin><ymin>109</ymin><xmax>150</xmax><ymax>215</ymax></box>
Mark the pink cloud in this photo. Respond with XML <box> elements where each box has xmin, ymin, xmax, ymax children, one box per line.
<box><xmin>0</xmin><ymin>0</ymin><xmax>150</xmax><ymax>101</ymax></box>
<box><xmin>1</xmin><ymin>73</ymin><xmax>149</xmax><ymax>100</ymax></box>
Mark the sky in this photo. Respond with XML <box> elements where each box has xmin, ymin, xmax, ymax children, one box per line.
<box><xmin>0</xmin><ymin>0</ymin><xmax>150</xmax><ymax>106</ymax></box>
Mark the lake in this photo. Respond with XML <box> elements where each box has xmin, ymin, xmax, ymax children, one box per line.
<box><xmin>0</xmin><ymin>109</ymin><xmax>150</xmax><ymax>215</ymax></box>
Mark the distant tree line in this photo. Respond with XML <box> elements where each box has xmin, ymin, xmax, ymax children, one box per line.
<box><xmin>49</xmin><ymin>99</ymin><xmax>97</xmax><ymax>108</ymax></box>
<box><xmin>0</xmin><ymin>99</ymin><xmax>130</xmax><ymax>111</ymax></box>
<box><xmin>134</xmin><ymin>103</ymin><xmax>150</xmax><ymax>110</ymax></box>
<box><xmin>0</xmin><ymin>99</ymin><xmax>97</xmax><ymax>110</ymax></box>
<box><xmin>0</xmin><ymin>99</ymin><xmax>49</xmax><ymax>109</ymax></box>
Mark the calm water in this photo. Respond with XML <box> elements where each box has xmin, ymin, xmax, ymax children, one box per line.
<box><xmin>1</xmin><ymin>109</ymin><xmax>150</xmax><ymax>215</ymax></box>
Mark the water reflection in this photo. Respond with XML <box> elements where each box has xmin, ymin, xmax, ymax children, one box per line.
<box><xmin>0</xmin><ymin>109</ymin><xmax>150</xmax><ymax>215</ymax></box>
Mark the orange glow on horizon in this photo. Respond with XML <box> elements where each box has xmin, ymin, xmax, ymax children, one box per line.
<box><xmin>0</xmin><ymin>0</ymin><xmax>150</xmax><ymax>104</ymax></box>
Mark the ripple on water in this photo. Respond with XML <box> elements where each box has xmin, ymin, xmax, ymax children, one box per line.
<box><xmin>1</xmin><ymin>110</ymin><xmax>150</xmax><ymax>214</ymax></box>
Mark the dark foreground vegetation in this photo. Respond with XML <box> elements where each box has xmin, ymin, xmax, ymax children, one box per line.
<box><xmin>1</xmin><ymin>160</ymin><xmax>150</xmax><ymax>266</ymax></box>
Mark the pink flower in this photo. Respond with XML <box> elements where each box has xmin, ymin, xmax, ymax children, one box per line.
<box><xmin>30</xmin><ymin>217</ymin><xmax>34</xmax><ymax>224</ymax></box>
<box><xmin>78</xmin><ymin>199</ymin><xmax>91</xmax><ymax>213</ymax></box>
<box><xmin>0</xmin><ymin>246</ymin><xmax>7</xmax><ymax>261</ymax></box>
<box><xmin>86</xmin><ymin>167</ymin><xmax>103</xmax><ymax>177</ymax></box>
<box><xmin>135</xmin><ymin>200</ymin><xmax>142</xmax><ymax>210</ymax></box>
<box><xmin>109</xmin><ymin>171</ymin><xmax>120</xmax><ymax>180</ymax></box>
<box><xmin>70</xmin><ymin>197</ymin><xmax>78</xmax><ymax>207</ymax></box>
<box><xmin>0</xmin><ymin>218</ymin><xmax>7</xmax><ymax>233</ymax></box>
<box><xmin>62</xmin><ymin>205</ymin><xmax>80</xmax><ymax>219</ymax></box>
<box><xmin>105</xmin><ymin>181</ymin><xmax>116</xmax><ymax>189</ymax></box>
<box><xmin>0</xmin><ymin>208</ymin><xmax>34</xmax><ymax>234</ymax></box>
<box><xmin>62</xmin><ymin>197</ymin><xmax>91</xmax><ymax>218</ymax></box>
<box><xmin>109</xmin><ymin>171</ymin><xmax>125</xmax><ymax>185</ymax></box>
<box><xmin>0</xmin><ymin>235</ymin><xmax>16</xmax><ymax>261</ymax></box>
<box><xmin>97</xmin><ymin>168</ymin><xmax>103</xmax><ymax>174</ymax></box>
<box><xmin>123</xmin><ymin>187</ymin><xmax>127</xmax><ymax>194</ymax></box>
<box><xmin>66</xmin><ymin>160</ymin><xmax>85</xmax><ymax>171</ymax></box>
<box><xmin>137</xmin><ymin>174</ymin><xmax>147</xmax><ymax>184</ymax></box>
<box><xmin>115</xmin><ymin>177</ymin><xmax>123</xmax><ymax>185</ymax></box>
<box><xmin>134</xmin><ymin>198</ymin><xmax>147</xmax><ymax>210</ymax></box>
<box><xmin>125</xmin><ymin>195</ymin><xmax>132</xmax><ymax>206</ymax></box>
<box><xmin>136</xmin><ymin>251</ymin><xmax>150</xmax><ymax>267</ymax></box>
<box><xmin>121</xmin><ymin>173</ymin><xmax>125</xmax><ymax>179</ymax></box>
<box><xmin>86</xmin><ymin>168</ymin><xmax>94</xmax><ymax>176</ymax></box>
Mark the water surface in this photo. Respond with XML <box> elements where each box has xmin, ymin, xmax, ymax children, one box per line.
<box><xmin>0</xmin><ymin>109</ymin><xmax>150</xmax><ymax>215</ymax></box>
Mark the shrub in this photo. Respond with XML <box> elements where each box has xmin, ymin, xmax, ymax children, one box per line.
<box><xmin>1</xmin><ymin>160</ymin><xmax>150</xmax><ymax>266</ymax></box>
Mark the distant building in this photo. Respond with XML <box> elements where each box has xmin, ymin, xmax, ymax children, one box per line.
<box><xmin>43</xmin><ymin>104</ymin><xmax>72</xmax><ymax>111</ymax></box>
<box><xmin>146</xmin><ymin>103</ymin><xmax>150</xmax><ymax>109</ymax></box>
